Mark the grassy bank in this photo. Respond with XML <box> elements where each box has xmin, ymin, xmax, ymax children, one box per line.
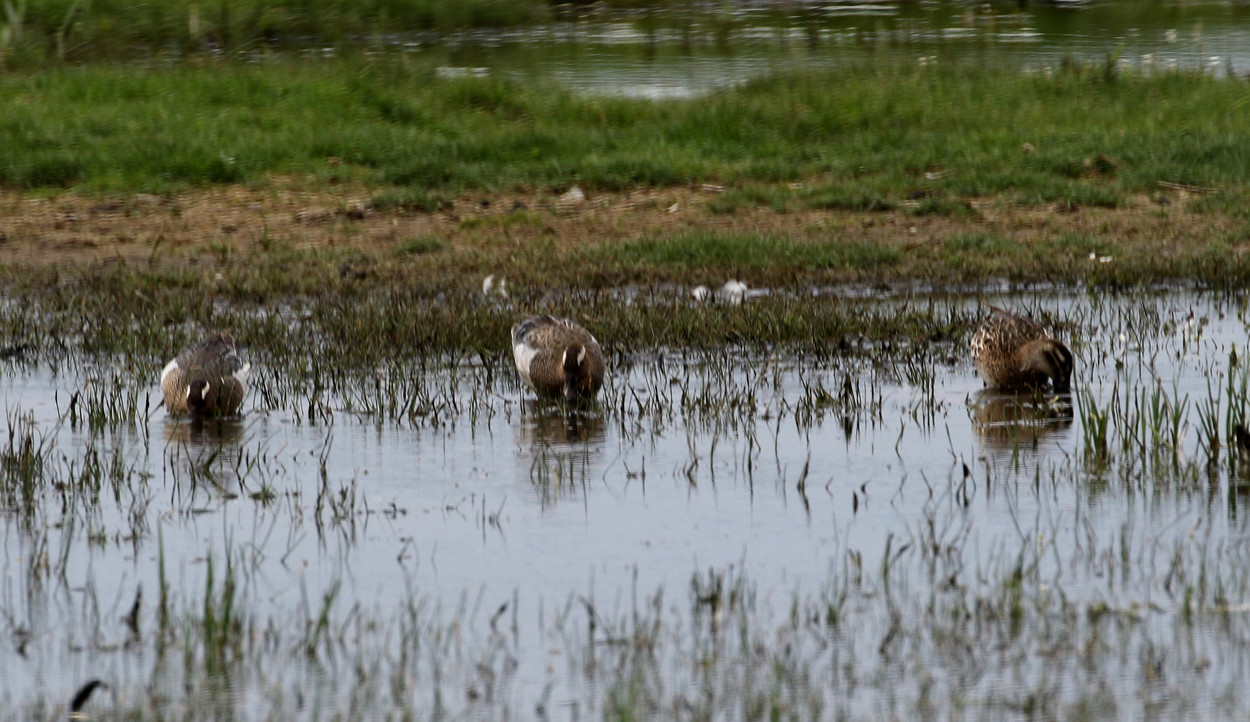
<box><xmin>2</xmin><ymin>61</ymin><xmax>1250</xmax><ymax>295</ymax></box>
<box><xmin>2</xmin><ymin>60</ymin><xmax>1249</xmax><ymax>200</ymax></box>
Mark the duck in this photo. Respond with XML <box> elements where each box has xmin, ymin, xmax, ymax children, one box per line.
<box><xmin>160</xmin><ymin>331</ymin><xmax>251</xmax><ymax>417</ymax></box>
<box><xmin>970</xmin><ymin>307</ymin><xmax>1073</xmax><ymax>392</ymax></box>
<box><xmin>511</xmin><ymin>315</ymin><xmax>605</xmax><ymax>401</ymax></box>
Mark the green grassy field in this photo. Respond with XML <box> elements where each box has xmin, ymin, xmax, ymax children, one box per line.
<box><xmin>2</xmin><ymin>58</ymin><xmax>1249</xmax><ymax>203</ymax></box>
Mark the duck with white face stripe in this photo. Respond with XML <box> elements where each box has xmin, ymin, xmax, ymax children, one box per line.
<box><xmin>160</xmin><ymin>331</ymin><xmax>251</xmax><ymax>417</ymax></box>
<box><xmin>511</xmin><ymin>315</ymin><xmax>605</xmax><ymax>402</ymax></box>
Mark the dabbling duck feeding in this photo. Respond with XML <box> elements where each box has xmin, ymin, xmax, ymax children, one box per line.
<box><xmin>511</xmin><ymin>315</ymin><xmax>605</xmax><ymax>402</ymax></box>
<box><xmin>160</xmin><ymin>331</ymin><xmax>251</xmax><ymax>417</ymax></box>
<box><xmin>970</xmin><ymin>307</ymin><xmax>1073</xmax><ymax>392</ymax></box>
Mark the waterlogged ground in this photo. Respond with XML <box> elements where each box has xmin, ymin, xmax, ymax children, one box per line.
<box><xmin>6</xmin><ymin>289</ymin><xmax>1250</xmax><ymax>719</ymax></box>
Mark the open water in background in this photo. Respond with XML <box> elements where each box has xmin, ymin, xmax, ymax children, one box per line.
<box><xmin>396</xmin><ymin>1</ymin><xmax>1250</xmax><ymax>97</ymax></box>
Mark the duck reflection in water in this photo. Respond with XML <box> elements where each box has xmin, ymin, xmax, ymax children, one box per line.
<box><xmin>163</xmin><ymin>416</ymin><xmax>247</xmax><ymax>447</ymax></box>
<box><xmin>516</xmin><ymin>400</ymin><xmax>606</xmax><ymax>507</ymax></box>
<box><xmin>162</xmin><ymin>416</ymin><xmax>251</xmax><ymax>500</ymax></box>
<box><xmin>516</xmin><ymin>400</ymin><xmax>606</xmax><ymax>448</ymax></box>
<box><xmin>969</xmin><ymin>388</ymin><xmax>1074</xmax><ymax>456</ymax></box>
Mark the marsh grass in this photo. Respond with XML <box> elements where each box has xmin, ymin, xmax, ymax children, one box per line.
<box><xmin>0</xmin><ymin>409</ymin><xmax>49</xmax><ymax>519</ymax></box>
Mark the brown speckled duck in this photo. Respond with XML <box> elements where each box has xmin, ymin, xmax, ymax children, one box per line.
<box><xmin>511</xmin><ymin>315</ymin><xmax>605</xmax><ymax>401</ymax></box>
<box><xmin>970</xmin><ymin>307</ymin><xmax>1073</xmax><ymax>392</ymax></box>
<box><xmin>160</xmin><ymin>332</ymin><xmax>251</xmax><ymax>417</ymax></box>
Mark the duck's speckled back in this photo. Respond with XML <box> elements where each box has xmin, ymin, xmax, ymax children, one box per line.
<box><xmin>971</xmin><ymin>308</ymin><xmax>1072</xmax><ymax>391</ymax></box>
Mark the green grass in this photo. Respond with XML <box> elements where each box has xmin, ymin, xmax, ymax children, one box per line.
<box><xmin>368</xmin><ymin>188</ymin><xmax>449</xmax><ymax>214</ymax></box>
<box><xmin>925</xmin><ymin>231</ymin><xmax>1127</xmax><ymax>280</ymax></box>
<box><xmin>1</xmin><ymin>59</ymin><xmax>1250</xmax><ymax>203</ymax></box>
<box><xmin>801</xmin><ymin>187</ymin><xmax>898</xmax><ymax>213</ymax></box>
<box><xmin>394</xmin><ymin>236</ymin><xmax>445</xmax><ymax>255</ymax></box>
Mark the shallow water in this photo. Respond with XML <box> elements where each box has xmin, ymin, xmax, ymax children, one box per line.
<box><xmin>5</xmin><ymin>289</ymin><xmax>1250</xmax><ymax>717</ymax></box>
<box><xmin>404</xmin><ymin>1</ymin><xmax>1250</xmax><ymax>97</ymax></box>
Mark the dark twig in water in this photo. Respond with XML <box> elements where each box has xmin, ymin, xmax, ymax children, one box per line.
<box><xmin>70</xmin><ymin>679</ymin><xmax>108</xmax><ymax>713</ymax></box>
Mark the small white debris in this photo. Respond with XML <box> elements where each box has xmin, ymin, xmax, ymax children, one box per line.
<box><xmin>666</xmin><ymin>202</ymin><xmax>680</xmax><ymax>213</ymax></box>
<box><xmin>691</xmin><ymin>285</ymin><xmax>711</xmax><ymax>302</ymax></box>
<box><xmin>560</xmin><ymin>185</ymin><xmax>585</xmax><ymax>203</ymax></box>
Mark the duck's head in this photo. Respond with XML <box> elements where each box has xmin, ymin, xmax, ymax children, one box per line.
<box><xmin>561</xmin><ymin>342</ymin><xmax>596</xmax><ymax>401</ymax></box>
<box><xmin>1021</xmin><ymin>338</ymin><xmax>1074</xmax><ymax>392</ymax></box>
<box><xmin>186</xmin><ymin>379</ymin><xmax>218</xmax><ymax>416</ymax></box>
